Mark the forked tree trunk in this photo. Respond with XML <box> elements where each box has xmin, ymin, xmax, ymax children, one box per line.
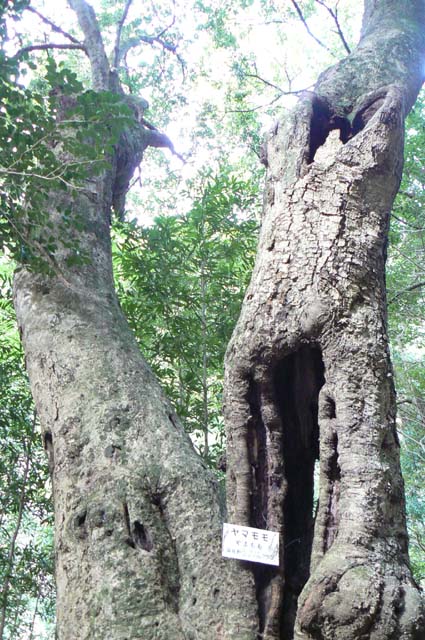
<box><xmin>224</xmin><ymin>1</ymin><xmax>425</xmax><ymax>639</ymax></box>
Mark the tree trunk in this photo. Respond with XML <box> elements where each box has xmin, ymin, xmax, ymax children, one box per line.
<box><xmin>13</xmin><ymin>1</ymin><xmax>258</xmax><ymax>638</ymax></box>
<box><xmin>13</xmin><ymin>116</ymin><xmax>257</xmax><ymax>640</ymax></box>
<box><xmin>224</xmin><ymin>1</ymin><xmax>425</xmax><ymax>639</ymax></box>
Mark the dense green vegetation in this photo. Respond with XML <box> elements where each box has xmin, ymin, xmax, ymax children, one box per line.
<box><xmin>0</xmin><ymin>1</ymin><xmax>423</xmax><ymax>637</ymax></box>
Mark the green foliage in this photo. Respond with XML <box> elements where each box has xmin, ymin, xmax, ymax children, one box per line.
<box><xmin>393</xmin><ymin>354</ymin><xmax>425</xmax><ymax>584</ymax></box>
<box><xmin>195</xmin><ymin>0</ymin><xmax>239</xmax><ymax>48</ymax></box>
<box><xmin>0</xmin><ymin>37</ymin><xmax>132</xmax><ymax>272</ymax></box>
<box><xmin>388</xmin><ymin>94</ymin><xmax>425</xmax><ymax>585</ymax></box>
<box><xmin>113</xmin><ymin>168</ymin><xmax>258</xmax><ymax>464</ymax></box>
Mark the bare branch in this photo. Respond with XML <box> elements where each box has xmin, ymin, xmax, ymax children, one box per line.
<box><xmin>13</xmin><ymin>43</ymin><xmax>86</xmax><ymax>60</ymax></box>
<box><xmin>113</xmin><ymin>0</ymin><xmax>133</xmax><ymax>69</ymax></box>
<box><xmin>120</xmin><ymin>33</ymin><xmax>177</xmax><ymax>60</ymax></box>
<box><xmin>314</xmin><ymin>0</ymin><xmax>351</xmax><ymax>54</ymax></box>
<box><xmin>290</xmin><ymin>0</ymin><xmax>335</xmax><ymax>57</ymax></box>
<box><xmin>111</xmin><ymin>0</ymin><xmax>183</xmax><ymax>77</ymax></box>
<box><xmin>398</xmin><ymin>429</ymin><xmax>425</xmax><ymax>462</ymax></box>
<box><xmin>118</xmin><ymin>30</ymin><xmax>185</xmax><ymax>81</ymax></box>
<box><xmin>391</xmin><ymin>212</ymin><xmax>425</xmax><ymax>231</ymax></box>
<box><xmin>245</xmin><ymin>72</ymin><xmax>286</xmax><ymax>94</ymax></box>
<box><xmin>144</xmin><ymin>128</ymin><xmax>184</xmax><ymax>163</ymax></box>
<box><xmin>388</xmin><ymin>280</ymin><xmax>425</xmax><ymax>304</ymax></box>
<box><xmin>25</xmin><ymin>6</ymin><xmax>82</xmax><ymax>46</ymax></box>
<box><xmin>154</xmin><ymin>14</ymin><xmax>176</xmax><ymax>40</ymax></box>
<box><xmin>391</xmin><ymin>246</ymin><xmax>425</xmax><ymax>273</ymax></box>
<box><xmin>227</xmin><ymin>85</ymin><xmax>314</xmax><ymax>114</ymax></box>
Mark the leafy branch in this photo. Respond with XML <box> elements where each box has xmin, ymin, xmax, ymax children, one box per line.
<box><xmin>388</xmin><ymin>280</ymin><xmax>425</xmax><ymax>305</ymax></box>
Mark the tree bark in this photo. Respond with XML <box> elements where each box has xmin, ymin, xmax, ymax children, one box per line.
<box><xmin>224</xmin><ymin>1</ymin><xmax>425</xmax><ymax>639</ymax></box>
<box><xmin>13</xmin><ymin>1</ymin><xmax>258</xmax><ymax>638</ymax></box>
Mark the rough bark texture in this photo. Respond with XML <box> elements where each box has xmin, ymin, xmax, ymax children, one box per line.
<box><xmin>225</xmin><ymin>1</ymin><xmax>425</xmax><ymax>639</ymax></box>
<box><xmin>13</xmin><ymin>1</ymin><xmax>258</xmax><ymax>638</ymax></box>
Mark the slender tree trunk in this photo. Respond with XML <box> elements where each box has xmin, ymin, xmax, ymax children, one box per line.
<box><xmin>0</xmin><ymin>418</ymin><xmax>34</xmax><ymax>640</ymax></box>
<box><xmin>225</xmin><ymin>1</ymin><xmax>425</xmax><ymax>639</ymax></box>
<box><xmin>200</xmin><ymin>252</ymin><xmax>210</xmax><ymax>459</ymax></box>
<box><xmin>28</xmin><ymin>590</ymin><xmax>40</xmax><ymax>640</ymax></box>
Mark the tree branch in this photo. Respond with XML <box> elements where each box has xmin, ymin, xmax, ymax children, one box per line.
<box><xmin>118</xmin><ymin>32</ymin><xmax>185</xmax><ymax>82</ymax></box>
<box><xmin>314</xmin><ymin>0</ymin><xmax>351</xmax><ymax>54</ymax></box>
<box><xmin>245</xmin><ymin>72</ymin><xmax>286</xmax><ymax>94</ymax></box>
<box><xmin>68</xmin><ymin>0</ymin><xmax>111</xmax><ymax>91</ymax></box>
<box><xmin>113</xmin><ymin>0</ymin><xmax>133</xmax><ymax>69</ymax></box>
<box><xmin>144</xmin><ymin>128</ymin><xmax>184</xmax><ymax>162</ymax></box>
<box><xmin>119</xmin><ymin>33</ymin><xmax>178</xmax><ymax>62</ymax></box>
<box><xmin>290</xmin><ymin>0</ymin><xmax>335</xmax><ymax>56</ymax></box>
<box><xmin>13</xmin><ymin>43</ymin><xmax>86</xmax><ymax>60</ymax></box>
<box><xmin>25</xmin><ymin>6</ymin><xmax>82</xmax><ymax>45</ymax></box>
<box><xmin>391</xmin><ymin>212</ymin><xmax>425</xmax><ymax>230</ymax></box>
<box><xmin>227</xmin><ymin>85</ymin><xmax>313</xmax><ymax>114</ymax></box>
<box><xmin>388</xmin><ymin>280</ymin><xmax>425</xmax><ymax>304</ymax></box>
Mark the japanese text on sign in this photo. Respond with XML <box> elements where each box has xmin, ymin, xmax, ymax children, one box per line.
<box><xmin>222</xmin><ymin>523</ymin><xmax>279</xmax><ymax>566</ymax></box>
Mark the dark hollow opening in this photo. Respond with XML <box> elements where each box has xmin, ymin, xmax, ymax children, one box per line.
<box><xmin>323</xmin><ymin>396</ymin><xmax>336</xmax><ymax>420</ymax></box>
<box><xmin>247</xmin><ymin>377</ymin><xmax>269</xmax><ymax>531</ymax></box>
<box><xmin>132</xmin><ymin>521</ymin><xmax>153</xmax><ymax>552</ymax></box>
<box><xmin>274</xmin><ymin>345</ymin><xmax>325</xmax><ymax>639</ymax></box>
<box><xmin>43</xmin><ymin>431</ymin><xmax>53</xmax><ymax>449</ymax></box>
<box><xmin>246</xmin><ymin>378</ymin><xmax>277</xmax><ymax>636</ymax></box>
<box><xmin>76</xmin><ymin>511</ymin><xmax>86</xmax><ymax>527</ymax></box>
<box><xmin>308</xmin><ymin>97</ymin><xmax>351</xmax><ymax>164</ymax></box>
<box><xmin>74</xmin><ymin>509</ymin><xmax>88</xmax><ymax>539</ymax></box>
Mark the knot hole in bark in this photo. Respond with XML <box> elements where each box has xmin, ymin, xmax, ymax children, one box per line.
<box><xmin>321</xmin><ymin>396</ymin><xmax>336</xmax><ymax>420</ymax></box>
<box><xmin>43</xmin><ymin>430</ymin><xmax>55</xmax><ymax>474</ymax></box>
<box><xmin>123</xmin><ymin>502</ymin><xmax>153</xmax><ymax>551</ymax></box>
<box><xmin>73</xmin><ymin>509</ymin><xmax>88</xmax><ymax>539</ymax></box>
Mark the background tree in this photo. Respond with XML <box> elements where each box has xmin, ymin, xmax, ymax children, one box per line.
<box><xmin>388</xmin><ymin>96</ymin><xmax>425</xmax><ymax>587</ymax></box>
<box><xmin>0</xmin><ymin>265</ymin><xmax>54</xmax><ymax>640</ymax></box>
<box><xmin>113</xmin><ymin>169</ymin><xmax>258</xmax><ymax>464</ymax></box>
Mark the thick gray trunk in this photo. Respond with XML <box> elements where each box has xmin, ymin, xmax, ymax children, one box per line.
<box><xmin>12</xmin><ymin>1</ymin><xmax>259</xmax><ymax>632</ymax></box>
<box><xmin>224</xmin><ymin>1</ymin><xmax>425</xmax><ymax>638</ymax></box>
<box><xmin>14</xmin><ymin>177</ymin><xmax>257</xmax><ymax>638</ymax></box>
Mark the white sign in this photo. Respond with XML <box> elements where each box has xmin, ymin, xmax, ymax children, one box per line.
<box><xmin>222</xmin><ymin>523</ymin><xmax>280</xmax><ymax>566</ymax></box>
